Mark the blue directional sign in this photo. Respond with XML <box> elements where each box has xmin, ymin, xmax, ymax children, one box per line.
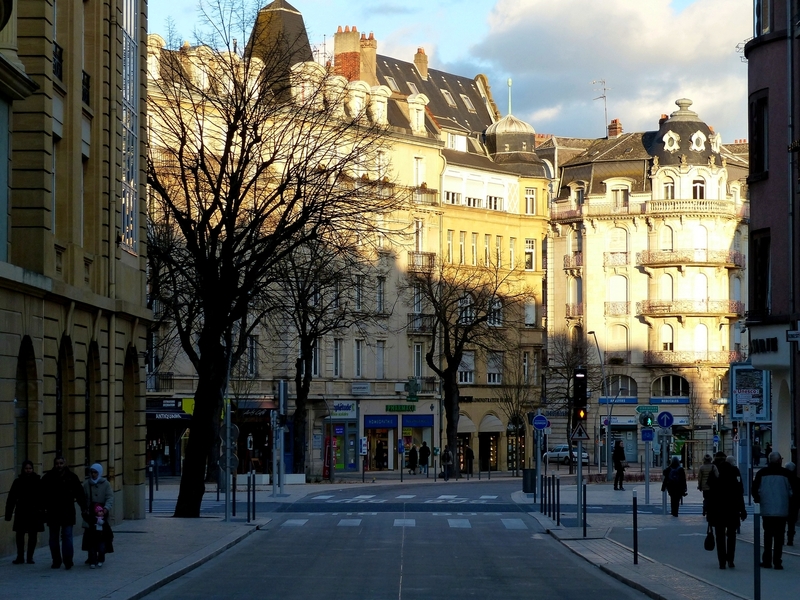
<box><xmin>657</xmin><ymin>411</ymin><xmax>674</xmax><ymax>428</ymax></box>
<box><xmin>533</xmin><ymin>415</ymin><xmax>548</xmax><ymax>431</ymax></box>
<box><xmin>642</xmin><ymin>428</ymin><xmax>655</xmax><ymax>442</ymax></box>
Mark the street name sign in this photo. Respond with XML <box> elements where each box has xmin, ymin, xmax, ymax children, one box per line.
<box><xmin>635</xmin><ymin>405</ymin><xmax>659</xmax><ymax>414</ymax></box>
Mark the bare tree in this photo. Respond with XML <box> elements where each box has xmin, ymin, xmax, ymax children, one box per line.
<box><xmin>404</xmin><ymin>258</ymin><xmax>531</xmax><ymax>472</ymax></box>
<box><xmin>147</xmin><ymin>2</ymin><xmax>401</xmax><ymax>516</ymax></box>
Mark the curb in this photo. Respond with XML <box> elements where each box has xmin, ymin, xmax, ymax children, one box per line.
<box><xmin>102</xmin><ymin>519</ymin><xmax>270</xmax><ymax>600</ymax></box>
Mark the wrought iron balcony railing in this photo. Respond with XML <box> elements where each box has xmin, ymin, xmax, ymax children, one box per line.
<box><xmin>637</xmin><ymin>249</ymin><xmax>745</xmax><ymax>268</ymax></box>
<box><xmin>146</xmin><ymin>371</ymin><xmax>174</xmax><ymax>393</ymax></box>
<box><xmin>643</xmin><ymin>351</ymin><xmax>743</xmax><ymax>365</ymax></box>
<box><xmin>408</xmin><ymin>251</ymin><xmax>436</xmax><ymax>272</ymax></box>
<box><xmin>637</xmin><ymin>299</ymin><xmax>744</xmax><ymax>316</ymax></box>
<box><xmin>407</xmin><ymin>313</ymin><xmax>435</xmax><ymax>334</ymax></box>
<box><xmin>563</xmin><ymin>252</ymin><xmax>583</xmax><ymax>269</ymax></box>
<box><xmin>53</xmin><ymin>42</ymin><xmax>64</xmax><ymax>81</ymax></box>
<box><xmin>565</xmin><ymin>303</ymin><xmax>583</xmax><ymax>318</ymax></box>
<box><xmin>605</xmin><ymin>301</ymin><xmax>630</xmax><ymax>316</ymax></box>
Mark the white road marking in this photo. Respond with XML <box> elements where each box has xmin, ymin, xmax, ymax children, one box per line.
<box><xmin>313</xmin><ymin>495</ymin><xmax>334</xmax><ymax>500</ymax></box>
<box><xmin>396</xmin><ymin>495</ymin><xmax>416</xmax><ymax>499</ymax></box>
<box><xmin>531</xmin><ymin>533</ymin><xmax>545</xmax><ymax>540</ymax></box>
<box><xmin>480</xmin><ymin>495</ymin><xmax>498</xmax><ymax>499</ymax></box>
<box><xmin>437</xmin><ymin>495</ymin><xmax>458</xmax><ymax>499</ymax></box>
<box><xmin>448</xmin><ymin>519</ymin><xmax>471</xmax><ymax>529</ymax></box>
<box><xmin>282</xmin><ymin>519</ymin><xmax>308</xmax><ymax>527</ymax></box>
<box><xmin>338</xmin><ymin>519</ymin><xmax>362</xmax><ymax>527</ymax></box>
<box><xmin>353</xmin><ymin>495</ymin><xmax>375</xmax><ymax>499</ymax></box>
<box><xmin>502</xmin><ymin>519</ymin><xmax>528</xmax><ymax>530</ymax></box>
<box><xmin>394</xmin><ymin>519</ymin><xmax>416</xmax><ymax>527</ymax></box>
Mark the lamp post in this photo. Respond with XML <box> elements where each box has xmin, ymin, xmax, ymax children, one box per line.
<box><xmin>587</xmin><ymin>331</ymin><xmax>611</xmax><ymax>481</ymax></box>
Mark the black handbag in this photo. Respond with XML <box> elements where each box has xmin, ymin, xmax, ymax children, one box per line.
<box><xmin>704</xmin><ymin>523</ymin><xmax>715</xmax><ymax>551</ymax></box>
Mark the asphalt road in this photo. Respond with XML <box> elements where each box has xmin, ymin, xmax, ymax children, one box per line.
<box><xmin>145</xmin><ymin>481</ymin><xmax>647</xmax><ymax>600</ymax></box>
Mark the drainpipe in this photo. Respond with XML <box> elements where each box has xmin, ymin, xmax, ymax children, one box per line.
<box><xmin>788</xmin><ymin>0</ymin><xmax>797</xmax><ymax>464</ymax></box>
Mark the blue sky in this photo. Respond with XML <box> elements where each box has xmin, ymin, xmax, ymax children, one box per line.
<box><xmin>149</xmin><ymin>0</ymin><xmax>751</xmax><ymax>141</ymax></box>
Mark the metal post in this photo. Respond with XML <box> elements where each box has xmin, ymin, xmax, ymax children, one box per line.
<box><xmin>540</xmin><ymin>474</ymin><xmax>544</xmax><ymax>513</ymax></box>
<box><xmin>232</xmin><ymin>472</ymin><xmax>236</xmax><ymax>517</ymax></box>
<box><xmin>556</xmin><ymin>476</ymin><xmax>561</xmax><ymax>526</ymax></box>
<box><xmin>271</xmin><ymin>410</ymin><xmax>277</xmax><ymax>497</ymax></box>
<box><xmin>148</xmin><ymin>461</ymin><xmax>153</xmax><ymax>513</ymax></box>
<box><xmin>225</xmin><ymin>400</ymin><xmax>231</xmax><ymax>522</ymax></box>
<box><xmin>587</xmin><ymin>331</ymin><xmax>610</xmax><ymax>481</ymax></box>
<box><xmin>662</xmin><ymin>435</ymin><xmax>668</xmax><ymax>516</ymax></box>
<box><xmin>633</xmin><ymin>490</ymin><xmax>638</xmax><ymax>564</ymax></box>
<box><xmin>645</xmin><ymin>440</ymin><xmax>651</xmax><ymax>505</ymax></box>
<box><xmin>582</xmin><ymin>483</ymin><xmax>587</xmax><ymax>538</ymax></box>
<box><xmin>434</xmin><ymin>458</ymin><xmax>437</xmax><ymax>482</ymax></box>
<box><xmin>576</xmin><ymin>440</ymin><xmax>583</xmax><ymax>528</ymax></box>
<box><xmin>362</xmin><ymin>456</ymin><xmax>365</xmax><ymax>483</ymax></box>
<box><xmin>252</xmin><ymin>469</ymin><xmax>256</xmax><ymax>521</ymax></box>
<box><xmin>754</xmin><ymin>504</ymin><xmax>761</xmax><ymax>600</ymax></box>
<box><xmin>154</xmin><ymin>460</ymin><xmax>159</xmax><ymax>491</ymax></box>
<box><xmin>246</xmin><ymin>471</ymin><xmax>251</xmax><ymax>523</ymax></box>
<box><xmin>536</xmin><ymin>422</ymin><xmax>542</xmax><ymax>503</ymax></box>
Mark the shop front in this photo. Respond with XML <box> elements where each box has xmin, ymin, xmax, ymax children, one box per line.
<box><xmin>146</xmin><ymin>398</ymin><xmax>191</xmax><ymax>475</ymax></box>
<box><xmin>401</xmin><ymin>414</ymin><xmax>434</xmax><ymax>470</ymax></box>
<box><xmin>234</xmin><ymin>398</ymin><xmax>275</xmax><ymax>474</ymax></box>
<box><xmin>323</xmin><ymin>400</ymin><xmax>359</xmax><ymax>473</ymax></box>
<box><xmin>365</xmin><ymin>414</ymin><xmax>397</xmax><ymax>470</ymax></box>
<box><xmin>478</xmin><ymin>414</ymin><xmax>503</xmax><ymax>472</ymax></box>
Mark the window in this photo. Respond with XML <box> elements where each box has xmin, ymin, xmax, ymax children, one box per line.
<box><xmin>659</xmin><ymin>226</ymin><xmax>674</xmax><ymax>252</ymax></box>
<box><xmin>525</xmin><ymin>239</ymin><xmax>535</xmax><ymax>270</ymax></box>
<box><xmin>247</xmin><ymin>336</ymin><xmax>258</xmax><ymax>376</ymax></box>
<box><xmin>524</xmin><ymin>302</ymin><xmax>536</xmax><ymax>327</ymax></box>
<box><xmin>332</xmin><ymin>280</ymin><xmax>341</xmax><ymax>309</ymax></box>
<box><xmin>458</xmin><ymin>351</ymin><xmax>475</xmax><ymax>384</ymax></box>
<box><xmin>441</xmin><ymin>89</ymin><xmax>457</xmax><ymax>107</ymax></box>
<box><xmin>525</xmin><ymin>188</ymin><xmax>537</xmax><ymax>214</ymax></box>
<box><xmin>495</xmin><ymin>236</ymin><xmax>502</xmax><ymax>267</ymax></box>
<box><xmin>487</xmin><ymin>195</ymin><xmax>503</xmax><ymax>211</ymax></box>
<box><xmin>750</xmin><ymin>228</ymin><xmax>771</xmax><ymax>317</ymax></box>
<box><xmin>575</xmin><ymin>187</ymin><xmax>585</xmax><ymax>205</ymax></box>
<box><xmin>661</xmin><ymin>324</ymin><xmax>674</xmax><ymax>352</ymax></box>
<box><xmin>355</xmin><ymin>276</ymin><xmax>364</xmax><ymax>310</ymax></box>
<box><xmin>484</xmin><ymin>234</ymin><xmax>491</xmax><ymax>266</ymax></box>
<box><xmin>414</xmin><ymin>219</ymin><xmax>424</xmax><ymax>251</ymax></box>
<box><xmin>459</xmin><ymin>231</ymin><xmax>465</xmax><ymax>264</ymax></box>
<box><xmin>311</xmin><ymin>343</ymin><xmax>320</xmax><ymax>377</ymax></box>
<box><xmin>333</xmin><ymin>339</ymin><xmax>342</xmax><ymax>377</ymax></box>
<box><xmin>465</xmin><ymin>196</ymin><xmax>482</xmax><ymax>208</ymax></box>
<box><xmin>692</xmin><ymin>179</ymin><xmax>705</xmax><ymax>200</ymax></box>
<box><xmin>407</xmin><ymin>82</ymin><xmax>419</xmax><ymax>94</ymax></box>
<box><xmin>413</xmin><ymin>284</ymin><xmax>423</xmax><ymax>314</ymax></box>
<box><xmin>460</xmin><ymin>94</ymin><xmax>476</xmax><ymax>112</ymax></box>
<box><xmin>652</xmin><ymin>375</ymin><xmax>690</xmax><ymax>397</ymax></box>
<box><xmin>413</xmin><ymin>157</ymin><xmax>425</xmax><ymax>187</ymax></box>
<box><xmin>377</xmin><ymin>277</ymin><xmax>385</xmax><ymax>313</ymax></box>
<box><xmin>487</xmin><ymin>352</ymin><xmax>503</xmax><ymax>385</ymax></box>
<box><xmin>754</xmin><ymin>0</ymin><xmax>771</xmax><ymax>36</ymax></box>
<box><xmin>413</xmin><ymin>343</ymin><xmax>423</xmax><ymax>378</ymax></box>
<box><xmin>750</xmin><ymin>90</ymin><xmax>768</xmax><ymax>176</ymax></box>
<box><xmin>385</xmin><ymin>76</ymin><xmax>399</xmax><ymax>92</ymax></box>
<box><xmin>611</xmin><ymin>187</ymin><xmax>629</xmax><ymax>208</ymax></box>
<box><xmin>488</xmin><ymin>298</ymin><xmax>503</xmax><ymax>327</ymax></box>
<box><xmin>447</xmin><ymin>133</ymin><xmax>467</xmax><ymax>151</ymax></box>
<box><xmin>445</xmin><ymin>191</ymin><xmax>462</xmax><ymax>204</ymax></box>
<box><xmin>121</xmin><ymin>0</ymin><xmax>139</xmax><ymax>251</ymax></box>
<box><xmin>447</xmin><ymin>230</ymin><xmax>454</xmax><ymax>263</ymax></box>
<box><xmin>458</xmin><ymin>295</ymin><xmax>475</xmax><ymax>324</ymax></box>
<box><xmin>522</xmin><ymin>352</ymin><xmax>530</xmax><ymax>383</ymax></box>
<box><xmin>471</xmin><ymin>233</ymin><xmax>478</xmax><ymax>265</ymax></box>
<box><xmin>354</xmin><ymin>340</ymin><xmax>363</xmax><ymax>378</ymax></box>
<box><xmin>509</xmin><ymin>238</ymin><xmax>516</xmax><ymax>268</ymax></box>
<box><xmin>376</xmin><ymin>341</ymin><xmax>385</xmax><ymax>379</ymax></box>
<box><xmin>663</xmin><ymin>178</ymin><xmax>675</xmax><ymax>200</ymax></box>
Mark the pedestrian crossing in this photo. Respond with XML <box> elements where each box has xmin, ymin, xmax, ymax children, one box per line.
<box><xmin>277</xmin><ymin>514</ymin><xmax>538</xmax><ymax>531</ymax></box>
<box><xmin>307</xmin><ymin>493</ymin><xmax>503</xmax><ymax>504</ymax></box>
<box><xmin>148</xmin><ymin>499</ymin><xmax>225</xmax><ymax>515</ymax></box>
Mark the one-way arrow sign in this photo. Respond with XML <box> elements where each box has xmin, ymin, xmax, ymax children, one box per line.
<box><xmin>570</xmin><ymin>423</ymin><xmax>589</xmax><ymax>441</ymax></box>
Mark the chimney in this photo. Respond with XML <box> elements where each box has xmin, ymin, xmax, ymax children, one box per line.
<box><xmin>414</xmin><ymin>47</ymin><xmax>428</xmax><ymax>81</ymax></box>
<box><xmin>658</xmin><ymin>113</ymin><xmax>669</xmax><ymax>126</ymax></box>
<box><xmin>333</xmin><ymin>25</ymin><xmax>361</xmax><ymax>81</ymax></box>
<box><xmin>607</xmin><ymin>118</ymin><xmax>623</xmax><ymax>138</ymax></box>
<box><xmin>359</xmin><ymin>31</ymin><xmax>378</xmax><ymax>86</ymax></box>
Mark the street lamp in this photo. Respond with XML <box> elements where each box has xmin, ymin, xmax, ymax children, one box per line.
<box><xmin>587</xmin><ymin>331</ymin><xmax>610</xmax><ymax>480</ymax></box>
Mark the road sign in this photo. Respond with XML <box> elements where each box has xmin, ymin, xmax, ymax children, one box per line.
<box><xmin>359</xmin><ymin>437</ymin><xmax>368</xmax><ymax>456</ymax></box>
<box><xmin>713</xmin><ymin>435</ymin><xmax>720</xmax><ymax>444</ymax></box>
<box><xmin>641</xmin><ymin>427</ymin><xmax>655</xmax><ymax>442</ymax></box>
<box><xmin>218</xmin><ymin>454</ymin><xmax>239</xmax><ymax>472</ymax></box>
<box><xmin>533</xmin><ymin>415</ymin><xmax>548</xmax><ymax>430</ymax></box>
<box><xmin>544</xmin><ymin>427</ymin><xmax>552</xmax><ymax>435</ymax></box>
<box><xmin>787</xmin><ymin>330</ymin><xmax>800</xmax><ymax>342</ymax></box>
<box><xmin>570</xmin><ymin>423</ymin><xmax>589</xmax><ymax>441</ymax></box>
<box><xmin>657</xmin><ymin>411</ymin><xmax>674</xmax><ymax>428</ymax></box>
<box><xmin>636</xmin><ymin>405</ymin><xmax>659</xmax><ymax>414</ymax></box>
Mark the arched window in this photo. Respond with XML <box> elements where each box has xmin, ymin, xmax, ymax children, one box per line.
<box><xmin>659</xmin><ymin>273</ymin><xmax>673</xmax><ymax>301</ymax></box>
<box><xmin>693</xmin><ymin>273</ymin><xmax>708</xmax><ymax>301</ymax></box>
<box><xmin>651</xmin><ymin>375</ymin><xmax>690</xmax><ymax>397</ymax></box>
<box><xmin>609</xmin><ymin>227</ymin><xmax>627</xmax><ymax>252</ymax></box>
<box><xmin>661</xmin><ymin>324</ymin><xmax>674</xmax><ymax>351</ymax></box>
<box><xmin>605</xmin><ymin>374</ymin><xmax>637</xmax><ymax>397</ymax></box>
<box><xmin>570</xmin><ymin>228</ymin><xmax>583</xmax><ymax>254</ymax></box>
<box><xmin>570</xmin><ymin>276</ymin><xmax>583</xmax><ymax>304</ymax></box>
<box><xmin>693</xmin><ymin>224</ymin><xmax>708</xmax><ymax>250</ymax></box>
<box><xmin>732</xmin><ymin>276</ymin><xmax>742</xmax><ymax>302</ymax></box>
<box><xmin>663</xmin><ymin>177</ymin><xmax>675</xmax><ymax>200</ymax></box>
<box><xmin>692</xmin><ymin>179</ymin><xmax>705</xmax><ymax>199</ymax></box>
<box><xmin>694</xmin><ymin>324</ymin><xmax>708</xmax><ymax>355</ymax></box>
<box><xmin>659</xmin><ymin>226</ymin><xmax>673</xmax><ymax>252</ymax></box>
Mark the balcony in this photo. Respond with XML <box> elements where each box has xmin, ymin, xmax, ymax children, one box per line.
<box><xmin>146</xmin><ymin>372</ymin><xmax>174</xmax><ymax>393</ymax></box>
<box><xmin>604</xmin><ymin>351</ymin><xmax>630</xmax><ymax>365</ymax></box>
<box><xmin>565</xmin><ymin>303</ymin><xmax>583</xmax><ymax>318</ymax></box>
<box><xmin>418</xmin><ymin>376</ymin><xmax>437</xmax><ymax>394</ymax></box>
<box><xmin>82</xmin><ymin>71</ymin><xmax>91</xmax><ymax>105</ymax></box>
<box><xmin>413</xmin><ymin>186</ymin><xmax>439</xmax><ymax>206</ymax></box>
<box><xmin>603</xmin><ymin>252</ymin><xmax>629</xmax><ymax>266</ymax></box>
<box><xmin>604</xmin><ymin>301</ymin><xmax>630</xmax><ymax>316</ymax></box>
<box><xmin>563</xmin><ymin>252</ymin><xmax>583</xmax><ymax>269</ymax></box>
<box><xmin>408</xmin><ymin>251</ymin><xmax>436</xmax><ymax>272</ymax></box>
<box><xmin>637</xmin><ymin>299</ymin><xmax>744</xmax><ymax>317</ymax></box>
<box><xmin>637</xmin><ymin>249</ymin><xmax>745</xmax><ymax>268</ymax></box>
<box><xmin>643</xmin><ymin>351</ymin><xmax>743</xmax><ymax>366</ymax></box>
<box><xmin>407</xmin><ymin>313</ymin><xmax>435</xmax><ymax>334</ymax></box>
<box><xmin>53</xmin><ymin>42</ymin><xmax>64</xmax><ymax>81</ymax></box>
<box><xmin>645</xmin><ymin>199</ymin><xmax>749</xmax><ymax>220</ymax></box>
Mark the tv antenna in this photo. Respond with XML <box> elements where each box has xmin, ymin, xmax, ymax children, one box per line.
<box><xmin>592</xmin><ymin>79</ymin><xmax>609</xmax><ymax>136</ymax></box>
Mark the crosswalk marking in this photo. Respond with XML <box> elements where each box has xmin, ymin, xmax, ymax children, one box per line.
<box><xmin>502</xmin><ymin>519</ymin><xmax>527</xmax><ymax>530</ymax></box>
<box><xmin>282</xmin><ymin>519</ymin><xmax>308</xmax><ymax>527</ymax></box>
<box><xmin>480</xmin><ymin>495</ymin><xmax>498</xmax><ymax>499</ymax></box>
<box><xmin>338</xmin><ymin>519</ymin><xmax>362</xmax><ymax>527</ymax></box>
<box><xmin>394</xmin><ymin>519</ymin><xmax>415</xmax><ymax>527</ymax></box>
<box><xmin>313</xmin><ymin>495</ymin><xmax>334</xmax><ymax>500</ymax></box>
<box><xmin>396</xmin><ymin>494</ymin><xmax>416</xmax><ymax>499</ymax></box>
<box><xmin>448</xmin><ymin>519</ymin><xmax>471</xmax><ymax>529</ymax></box>
<box><xmin>437</xmin><ymin>495</ymin><xmax>458</xmax><ymax>499</ymax></box>
<box><xmin>353</xmin><ymin>495</ymin><xmax>375</xmax><ymax>499</ymax></box>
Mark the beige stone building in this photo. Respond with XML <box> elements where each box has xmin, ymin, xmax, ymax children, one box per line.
<box><xmin>0</xmin><ymin>0</ymin><xmax>149</xmax><ymax>556</ymax></box>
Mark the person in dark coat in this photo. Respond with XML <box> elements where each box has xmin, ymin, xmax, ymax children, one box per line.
<box><xmin>785</xmin><ymin>461</ymin><xmax>799</xmax><ymax>546</ymax></box>
<box><xmin>40</xmin><ymin>456</ymin><xmax>86</xmax><ymax>569</ymax></box>
<box><xmin>612</xmin><ymin>440</ymin><xmax>626</xmax><ymax>491</ymax></box>
<box><xmin>753</xmin><ymin>452</ymin><xmax>794</xmax><ymax>568</ymax></box>
<box><xmin>375</xmin><ymin>440</ymin><xmax>384</xmax><ymax>470</ymax></box>
<box><xmin>662</xmin><ymin>456</ymin><xmax>688</xmax><ymax>517</ymax></box>
<box><xmin>707</xmin><ymin>452</ymin><xmax>747</xmax><ymax>569</ymax></box>
<box><xmin>4</xmin><ymin>460</ymin><xmax>44</xmax><ymax>564</ymax></box>
<box><xmin>418</xmin><ymin>441</ymin><xmax>431</xmax><ymax>475</ymax></box>
<box><xmin>408</xmin><ymin>445</ymin><xmax>418</xmax><ymax>475</ymax></box>
<box><xmin>464</xmin><ymin>444</ymin><xmax>475</xmax><ymax>475</ymax></box>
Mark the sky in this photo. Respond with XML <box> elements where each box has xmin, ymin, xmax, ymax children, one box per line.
<box><xmin>149</xmin><ymin>0</ymin><xmax>752</xmax><ymax>141</ymax></box>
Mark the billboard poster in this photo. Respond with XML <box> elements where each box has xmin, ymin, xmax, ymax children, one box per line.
<box><xmin>730</xmin><ymin>363</ymin><xmax>770</xmax><ymax>422</ymax></box>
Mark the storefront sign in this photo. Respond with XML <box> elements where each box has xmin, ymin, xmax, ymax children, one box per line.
<box><xmin>351</xmin><ymin>382</ymin><xmax>371</xmax><ymax>395</ymax></box>
<box><xmin>162</xmin><ymin>400</ymin><xmax>177</xmax><ymax>408</ymax></box>
<box><xmin>649</xmin><ymin>397</ymin><xmax>689</xmax><ymax>404</ymax></box>
<box><xmin>599</xmin><ymin>396</ymin><xmax>638</xmax><ymax>404</ymax></box>
<box><xmin>154</xmin><ymin>412</ymin><xmax>188</xmax><ymax>420</ymax></box>
<box><xmin>364</xmin><ymin>415</ymin><xmax>398</xmax><ymax>429</ymax></box>
<box><xmin>402</xmin><ymin>414</ymin><xmax>434</xmax><ymax>428</ymax></box>
<box><xmin>240</xmin><ymin>409</ymin><xmax>268</xmax><ymax>418</ymax></box>
<box><xmin>385</xmin><ymin>405</ymin><xmax>415</xmax><ymax>413</ymax></box>
<box><xmin>331</xmin><ymin>401</ymin><xmax>357</xmax><ymax>419</ymax></box>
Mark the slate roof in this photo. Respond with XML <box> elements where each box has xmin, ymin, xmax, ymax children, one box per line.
<box><xmin>245</xmin><ymin>0</ymin><xmax>313</xmax><ymax>68</ymax></box>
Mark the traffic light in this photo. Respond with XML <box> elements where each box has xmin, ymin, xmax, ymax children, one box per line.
<box><xmin>572</xmin><ymin>405</ymin><xmax>588</xmax><ymax>425</ymax></box>
<box><xmin>573</xmin><ymin>367</ymin><xmax>588</xmax><ymax>405</ymax></box>
<box><xmin>638</xmin><ymin>413</ymin><xmax>654</xmax><ymax>427</ymax></box>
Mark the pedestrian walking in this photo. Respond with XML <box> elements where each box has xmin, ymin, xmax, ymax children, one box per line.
<box><xmin>375</xmin><ymin>440</ymin><xmax>384</xmax><ymax>470</ymax></box>
<box><xmin>612</xmin><ymin>440</ymin><xmax>626</xmax><ymax>491</ymax></box>
<box><xmin>4</xmin><ymin>460</ymin><xmax>44</xmax><ymax>565</ymax></box>
<box><xmin>419</xmin><ymin>441</ymin><xmax>430</xmax><ymax>475</ymax></box>
<box><xmin>707</xmin><ymin>452</ymin><xmax>746</xmax><ymax>569</ymax></box>
<box><xmin>752</xmin><ymin>451</ymin><xmax>794</xmax><ymax>569</ymax></box>
<box><xmin>662</xmin><ymin>456</ymin><xmax>687</xmax><ymax>517</ymax></box>
<box><xmin>785</xmin><ymin>461</ymin><xmax>799</xmax><ymax>546</ymax></box>
<box><xmin>82</xmin><ymin>463</ymin><xmax>114</xmax><ymax>569</ymax></box>
<box><xmin>41</xmin><ymin>456</ymin><xmax>86</xmax><ymax>570</ymax></box>
<box><xmin>464</xmin><ymin>444</ymin><xmax>474</xmax><ymax>475</ymax></box>
<box><xmin>442</xmin><ymin>445</ymin><xmax>454</xmax><ymax>481</ymax></box>
<box><xmin>697</xmin><ymin>453</ymin><xmax>719</xmax><ymax>516</ymax></box>
<box><xmin>408</xmin><ymin>445</ymin><xmax>418</xmax><ymax>475</ymax></box>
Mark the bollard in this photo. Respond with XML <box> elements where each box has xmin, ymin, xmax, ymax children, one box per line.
<box><xmin>434</xmin><ymin>458</ymin><xmax>438</xmax><ymax>482</ymax></box>
<box><xmin>556</xmin><ymin>476</ymin><xmax>561</xmax><ymax>527</ymax></box>
<box><xmin>488</xmin><ymin>465</ymin><xmax>491</xmax><ymax>480</ymax></box>
<box><xmin>252</xmin><ymin>469</ymin><xmax>257</xmax><ymax>521</ymax></box>
<box><xmin>362</xmin><ymin>457</ymin><xmax>366</xmax><ymax>484</ymax></box>
<box><xmin>540</xmin><ymin>474</ymin><xmax>544</xmax><ymax>514</ymax></box>
<box><xmin>148</xmin><ymin>462</ymin><xmax>154</xmax><ymax>514</ymax></box>
<box><xmin>246</xmin><ymin>472</ymin><xmax>251</xmax><ymax>523</ymax></box>
<box><xmin>582</xmin><ymin>483</ymin><xmax>587</xmax><ymax>538</ymax></box>
<box><xmin>232</xmin><ymin>473</ymin><xmax>237</xmax><ymax>517</ymax></box>
<box><xmin>547</xmin><ymin>475</ymin><xmax>552</xmax><ymax>519</ymax></box>
<box><xmin>754</xmin><ymin>504</ymin><xmax>761</xmax><ymax>600</ymax></box>
<box><xmin>633</xmin><ymin>490</ymin><xmax>639</xmax><ymax>565</ymax></box>
<box><xmin>216</xmin><ymin>470</ymin><xmax>220</xmax><ymax>502</ymax></box>
<box><xmin>154</xmin><ymin>461</ymin><xmax>159</xmax><ymax>491</ymax></box>
<box><xmin>478</xmin><ymin>467</ymin><xmax>481</xmax><ymax>480</ymax></box>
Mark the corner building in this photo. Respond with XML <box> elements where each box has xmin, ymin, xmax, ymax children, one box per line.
<box><xmin>0</xmin><ymin>0</ymin><xmax>149</xmax><ymax>556</ymax></box>
<box><xmin>547</xmin><ymin>101</ymin><xmax>749</xmax><ymax>467</ymax></box>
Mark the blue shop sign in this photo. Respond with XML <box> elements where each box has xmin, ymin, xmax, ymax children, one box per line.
<box><xmin>364</xmin><ymin>415</ymin><xmax>398</xmax><ymax>429</ymax></box>
<box><xmin>402</xmin><ymin>414</ymin><xmax>434</xmax><ymax>428</ymax></box>
<box><xmin>649</xmin><ymin>396</ymin><xmax>690</xmax><ymax>405</ymax></box>
<box><xmin>598</xmin><ymin>396</ymin><xmax>638</xmax><ymax>405</ymax></box>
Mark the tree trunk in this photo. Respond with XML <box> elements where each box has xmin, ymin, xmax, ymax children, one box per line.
<box><xmin>442</xmin><ymin>371</ymin><xmax>460</xmax><ymax>477</ymax></box>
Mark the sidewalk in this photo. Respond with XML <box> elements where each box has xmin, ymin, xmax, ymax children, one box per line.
<box><xmin>520</xmin><ymin>481</ymin><xmax>800</xmax><ymax>600</ymax></box>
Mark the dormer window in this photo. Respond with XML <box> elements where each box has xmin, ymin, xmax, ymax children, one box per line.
<box><xmin>663</xmin><ymin>130</ymin><xmax>680</xmax><ymax>153</ymax></box>
<box><xmin>460</xmin><ymin>94</ymin><xmax>476</xmax><ymax>112</ymax></box>
<box><xmin>385</xmin><ymin>76</ymin><xmax>399</xmax><ymax>92</ymax></box>
<box><xmin>441</xmin><ymin>89</ymin><xmax>457</xmax><ymax>107</ymax></box>
<box><xmin>611</xmin><ymin>187</ymin><xmax>629</xmax><ymax>209</ymax></box>
<box><xmin>407</xmin><ymin>82</ymin><xmax>419</xmax><ymax>94</ymax></box>
<box><xmin>690</xmin><ymin>131</ymin><xmax>707</xmax><ymax>152</ymax></box>
<box><xmin>446</xmin><ymin>133</ymin><xmax>467</xmax><ymax>151</ymax></box>
<box><xmin>408</xmin><ymin>94</ymin><xmax>429</xmax><ymax>134</ymax></box>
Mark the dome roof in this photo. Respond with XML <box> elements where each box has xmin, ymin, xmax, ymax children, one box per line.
<box><xmin>485</xmin><ymin>113</ymin><xmax>536</xmax><ymax>136</ymax></box>
<box><xmin>649</xmin><ymin>98</ymin><xmax>723</xmax><ymax>168</ymax></box>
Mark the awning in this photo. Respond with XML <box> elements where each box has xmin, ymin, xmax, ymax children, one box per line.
<box><xmin>479</xmin><ymin>414</ymin><xmax>504</xmax><ymax>433</ymax></box>
<box><xmin>457</xmin><ymin>415</ymin><xmax>476</xmax><ymax>433</ymax></box>
<box><xmin>235</xmin><ymin>398</ymin><xmax>276</xmax><ymax>419</ymax></box>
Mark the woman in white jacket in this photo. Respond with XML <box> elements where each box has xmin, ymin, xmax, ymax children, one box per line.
<box><xmin>82</xmin><ymin>463</ymin><xmax>113</xmax><ymax>568</ymax></box>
